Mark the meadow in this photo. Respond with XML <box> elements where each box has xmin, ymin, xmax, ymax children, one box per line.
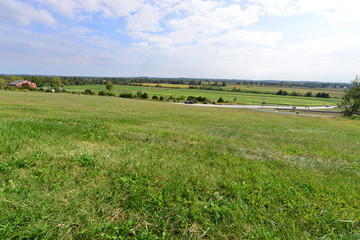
<box><xmin>65</xmin><ymin>84</ymin><xmax>341</xmax><ymax>107</ymax></box>
<box><xmin>136</xmin><ymin>83</ymin><xmax>345</xmax><ymax>99</ymax></box>
<box><xmin>0</xmin><ymin>91</ymin><xmax>359</xmax><ymax>239</ymax></box>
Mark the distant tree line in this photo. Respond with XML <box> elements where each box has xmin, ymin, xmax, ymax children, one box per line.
<box><xmin>0</xmin><ymin>75</ymin><xmax>349</xmax><ymax>89</ymax></box>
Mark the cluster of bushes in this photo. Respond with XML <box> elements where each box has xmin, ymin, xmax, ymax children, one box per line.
<box><xmin>119</xmin><ymin>91</ymin><xmax>148</xmax><ymax>99</ymax></box>
<box><xmin>119</xmin><ymin>92</ymin><xmax>134</xmax><ymax>98</ymax></box>
<box><xmin>276</xmin><ymin>90</ymin><xmax>297</xmax><ymax>96</ymax></box>
<box><xmin>315</xmin><ymin>92</ymin><xmax>330</xmax><ymax>98</ymax></box>
<box><xmin>119</xmin><ymin>92</ymin><xmax>174</xmax><ymax>101</ymax></box>
<box><xmin>3</xmin><ymin>85</ymin><xmax>67</xmax><ymax>93</ymax></box>
<box><xmin>83</xmin><ymin>89</ymin><xmax>95</xmax><ymax>95</ymax></box>
<box><xmin>98</xmin><ymin>91</ymin><xmax>116</xmax><ymax>97</ymax></box>
<box><xmin>3</xmin><ymin>86</ymin><xmax>35</xmax><ymax>92</ymax></box>
<box><xmin>187</xmin><ymin>96</ymin><xmax>211</xmax><ymax>104</ymax></box>
<box><xmin>117</xmin><ymin>92</ymin><xmax>230</xmax><ymax>104</ymax></box>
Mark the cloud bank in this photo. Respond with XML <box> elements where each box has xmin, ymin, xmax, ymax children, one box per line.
<box><xmin>0</xmin><ymin>0</ymin><xmax>359</xmax><ymax>81</ymax></box>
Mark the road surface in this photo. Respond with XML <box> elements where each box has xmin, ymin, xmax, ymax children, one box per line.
<box><xmin>177</xmin><ymin>103</ymin><xmax>337</xmax><ymax>117</ymax></box>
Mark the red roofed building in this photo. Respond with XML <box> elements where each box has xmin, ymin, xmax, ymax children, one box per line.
<box><xmin>7</xmin><ymin>80</ymin><xmax>37</xmax><ymax>88</ymax></box>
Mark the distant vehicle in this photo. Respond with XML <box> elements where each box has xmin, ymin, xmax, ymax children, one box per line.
<box><xmin>184</xmin><ymin>100</ymin><xmax>195</xmax><ymax>104</ymax></box>
<box><xmin>326</xmin><ymin>105</ymin><xmax>331</xmax><ymax>107</ymax></box>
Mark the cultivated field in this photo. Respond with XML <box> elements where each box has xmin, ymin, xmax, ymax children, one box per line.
<box><xmin>65</xmin><ymin>84</ymin><xmax>341</xmax><ymax>106</ymax></box>
<box><xmin>0</xmin><ymin>91</ymin><xmax>359</xmax><ymax>239</ymax></box>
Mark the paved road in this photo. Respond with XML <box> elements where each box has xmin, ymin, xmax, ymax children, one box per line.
<box><xmin>255</xmin><ymin>109</ymin><xmax>335</xmax><ymax>117</ymax></box>
<box><xmin>178</xmin><ymin>103</ymin><xmax>337</xmax><ymax>117</ymax></box>
<box><xmin>178</xmin><ymin>103</ymin><xmax>336</xmax><ymax>110</ymax></box>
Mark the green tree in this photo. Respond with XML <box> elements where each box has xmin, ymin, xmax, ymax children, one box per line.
<box><xmin>106</xmin><ymin>81</ymin><xmax>114</xmax><ymax>91</ymax></box>
<box><xmin>21</xmin><ymin>83</ymin><xmax>32</xmax><ymax>90</ymax></box>
<box><xmin>217</xmin><ymin>97</ymin><xmax>224</xmax><ymax>103</ymax></box>
<box><xmin>141</xmin><ymin>92</ymin><xmax>149</xmax><ymax>99</ymax></box>
<box><xmin>50</xmin><ymin>77</ymin><xmax>63</xmax><ymax>88</ymax></box>
<box><xmin>276</xmin><ymin>90</ymin><xmax>283</xmax><ymax>95</ymax></box>
<box><xmin>338</xmin><ymin>76</ymin><xmax>360</xmax><ymax>117</ymax></box>
<box><xmin>136</xmin><ymin>91</ymin><xmax>143</xmax><ymax>98</ymax></box>
<box><xmin>0</xmin><ymin>78</ymin><xmax>5</xmax><ymax>88</ymax></box>
<box><xmin>7</xmin><ymin>75</ymin><xmax>23</xmax><ymax>82</ymax></box>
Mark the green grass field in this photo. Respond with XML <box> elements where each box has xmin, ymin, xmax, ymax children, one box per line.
<box><xmin>107</xmin><ymin>83</ymin><xmax>345</xmax><ymax>99</ymax></box>
<box><xmin>0</xmin><ymin>91</ymin><xmax>359</xmax><ymax>239</ymax></box>
<box><xmin>65</xmin><ymin>84</ymin><xmax>341</xmax><ymax>106</ymax></box>
<box><xmin>225</xmin><ymin>84</ymin><xmax>345</xmax><ymax>98</ymax></box>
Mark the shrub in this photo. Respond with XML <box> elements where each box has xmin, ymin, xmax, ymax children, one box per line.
<box><xmin>316</xmin><ymin>92</ymin><xmax>330</xmax><ymax>98</ymax></box>
<box><xmin>54</xmin><ymin>87</ymin><xmax>62</xmax><ymax>92</ymax></box>
<box><xmin>178</xmin><ymin>96</ymin><xmax>186</xmax><ymax>101</ymax></box>
<box><xmin>276</xmin><ymin>90</ymin><xmax>289</xmax><ymax>95</ymax></box>
<box><xmin>84</xmin><ymin>89</ymin><xmax>94</xmax><ymax>95</ymax></box>
<box><xmin>119</xmin><ymin>92</ymin><xmax>134</xmax><ymax>98</ymax></box>
<box><xmin>217</xmin><ymin>97</ymin><xmax>224</xmax><ymax>103</ymax></box>
<box><xmin>276</xmin><ymin>90</ymin><xmax>283</xmax><ymax>95</ymax></box>
<box><xmin>98</xmin><ymin>91</ymin><xmax>107</xmax><ymax>96</ymax></box>
<box><xmin>136</xmin><ymin>91</ymin><xmax>143</xmax><ymax>98</ymax></box>
<box><xmin>21</xmin><ymin>83</ymin><xmax>33</xmax><ymax>90</ymax></box>
<box><xmin>141</xmin><ymin>92</ymin><xmax>148</xmax><ymax>99</ymax></box>
<box><xmin>106</xmin><ymin>81</ymin><xmax>114</xmax><ymax>91</ymax></box>
<box><xmin>152</xmin><ymin>95</ymin><xmax>159</xmax><ymax>100</ymax></box>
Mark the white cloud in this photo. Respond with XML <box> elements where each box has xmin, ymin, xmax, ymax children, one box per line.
<box><xmin>198</xmin><ymin>30</ymin><xmax>282</xmax><ymax>48</ymax></box>
<box><xmin>0</xmin><ymin>0</ymin><xmax>55</xmax><ymax>26</ymax></box>
<box><xmin>1</xmin><ymin>0</ymin><xmax>359</xmax><ymax>81</ymax></box>
<box><xmin>251</xmin><ymin>0</ymin><xmax>360</xmax><ymax>24</ymax></box>
<box><xmin>128</xmin><ymin>0</ymin><xmax>263</xmax><ymax>48</ymax></box>
<box><xmin>36</xmin><ymin>0</ymin><xmax>146</xmax><ymax>18</ymax></box>
<box><xmin>126</xmin><ymin>4</ymin><xmax>164</xmax><ymax>32</ymax></box>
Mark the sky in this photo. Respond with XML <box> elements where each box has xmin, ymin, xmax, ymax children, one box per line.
<box><xmin>0</xmin><ymin>0</ymin><xmax>359</xmax><ymax>82</ymax></box>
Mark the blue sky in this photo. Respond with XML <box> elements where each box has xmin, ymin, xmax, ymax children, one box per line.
<box><xmin>0</xmin><ymin>0</ymin><xmax>359</xmax><ymax>82</ymax></box>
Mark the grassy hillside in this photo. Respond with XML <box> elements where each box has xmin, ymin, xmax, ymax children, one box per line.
<box><xmin>64</xmin><ymin>84</ymin><xmax>341</xmax><ymax>106</ymax></box>
<box><xmin>0</xmin><ymin>91</ymin><xmax>359</xmax><ymax>239</ymax></box>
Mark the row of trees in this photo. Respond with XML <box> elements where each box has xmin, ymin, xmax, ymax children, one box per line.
<box><xmin>0</xmin><ymin>74</ymin><xmax>349</xmax><ymax>89</ymax></box>
<box><xmin>276</xmin><ymin>90</ymin><xmax>330</xmax><ymax>98</ymax></box>
<box><xmin>81</xmin><ymin>89</ymin><xmax>229</xmax><ymax>104</ymax></box>
<box><xmin>0</xmin><ymin>75</ymin><xmax>64</xmax><ymax>89</ymax></box>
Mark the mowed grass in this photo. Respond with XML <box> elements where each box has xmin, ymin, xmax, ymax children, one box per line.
<box><xmin>225</xmin><ymin>84</ymin><xmax>345</xmax><ymax>99</ymax></box>
<box><xmin>0</xmin><ymin>91</ymin><xmax>359</xmax><ymax>239</ymax></box>
<box><xmin>65</xmin><ymin>84</ymin><xmax>340</xmax><ymax>106</ymax></box>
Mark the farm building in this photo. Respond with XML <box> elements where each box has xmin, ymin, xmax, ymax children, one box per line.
<box><xmin>7</xmin><ymin>80</ymin><xmax>37</xmax><ymax>88</ymax></box>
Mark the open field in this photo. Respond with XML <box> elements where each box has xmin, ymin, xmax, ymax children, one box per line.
<box><xmin>126</xmin><ymin>83</ymin><xmax>345</xmax><ymax>99</ymax></box>
<box><xmin>0</xmin><ymin>91</ymin><xmax>359</xmax><ymax>239</ymax></box>
<box><xmin>65</xmin><ymin>84</ymin><xmax>341</xmax><ymax>106</ymax></box>
<box><xmin>225</xmin><ymin>84</ymin><xmax>345</xmax><ymax>99</ymax></box>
